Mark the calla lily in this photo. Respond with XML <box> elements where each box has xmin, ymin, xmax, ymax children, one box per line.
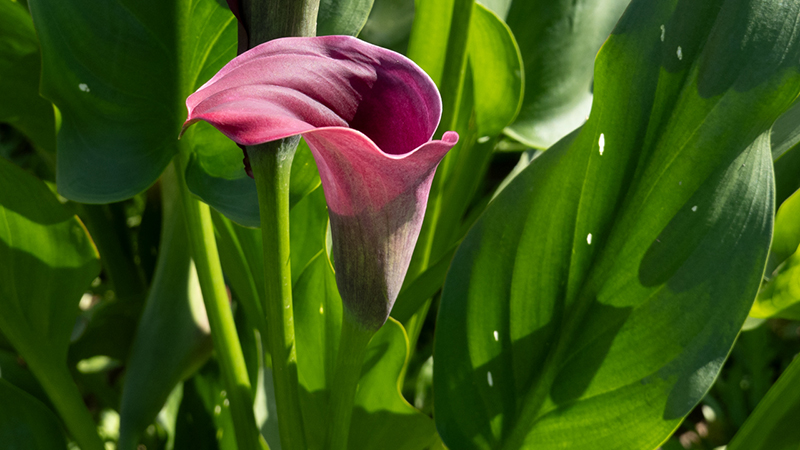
<box><xmin>183</xmin><ymin>35</ymin><xmax>458</xmax><ymax>330</ymax></box>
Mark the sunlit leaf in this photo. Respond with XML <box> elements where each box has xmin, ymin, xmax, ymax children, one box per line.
<box><xmin>501</xmin><ymin>0</ymin><xmax>630</xmax><ymax>149</ymax></box>
<box><xmin>434</xmin><ymin>0</ymin><xmax>800</xmax><ymax>448</ymax></box>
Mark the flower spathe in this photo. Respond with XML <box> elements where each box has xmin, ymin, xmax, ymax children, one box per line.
<box><xmin>183</xmin><ymin>35</ymin><xmax>458</xmax><ymax>331</ymax></box>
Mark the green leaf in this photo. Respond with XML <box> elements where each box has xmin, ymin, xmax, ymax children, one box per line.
<box><xmin>727</xmin><ymin>355</ymin><xmax>800</xmax><ymax>450</ymax></box>
<box><xmin>118</xmin><ymin>164</ymin><xmax>213</xmax><ymax>450</ymax></box>
<box><xmin>28</xmin><ymin>0</ymin><xmax>237</xmax><ymax>203</ymax></box>
<box><xmin>467</xmin><ymin>2</ymin><xmax>523</xmax><ymax>137</ymax></box>
<box><xmin>434</xmin><ymin>1</ymin><xmax>800</xmax><ymax>448</ymax></box>
<box><xmin>0</xmin><ymin>0</ymin><xmax>55</xmax><ymax>154</ymax></box>
<box><xmin>750</xmin><ymin>188</ymin><xmax>800</xmax><ymax>320</ymax></box>
<box><xmin>318</xmin><ymin>0</ymin><xmax>375</xmax><ymax>36</ymax></box>
<box><xmin>502</xmin><ymin>0</ymin><xmax>630</xmax><ymax>149</ymax></box>
<box><xmin>293</xmin><ymin>254</ymin><xmax>437</xmax><ymax>450</ymax></box>
<box><xmin>0</xmin><ymin>378</ymin><xmax>66</xmax><ymax>450</ymax></box>
<box><xmin>0</xmin><ymin>157</ymin><xmax>102</xmax><ymax>449</ymax></box>
<box><xmin>349</xmin><ymin>318</ymin><xmax>438</xmax><ymax>450</ymax></box>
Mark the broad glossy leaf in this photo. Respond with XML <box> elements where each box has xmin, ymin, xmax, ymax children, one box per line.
<box><xmin>28</xmin><ymin>0</ymin><xmax>237</xmax><ymax>203</ymax></box>
<box><xmin>467</xmin><ymin>3</ymin><xmax>523</xmax><ymax>137</ymax></box>
<box><xmin>0</xmin><ymin>0</ymin><xmax>55</xmax><ymax>154</ymax></box>
<box><xmin>0</xmin><ymin>379</ymin><xmax>66</xmax><ymax>450</ymax></box>
<box><xmin>318</xmin><ymin>0</ymin><xmax>375</xmax><ymax>36</ymax></box>
<box><xmin>727</xmin><ymin>355</ymin><xmax>800</xmax><ymax>450</ymax></box>
<box><xmin>502</xmin><ymin>0</ymin><xmax>630</xmax><ymax>149</ymax></box>
<box><xmin>118</xmin><ymin>165</ymin><xmax>213</xmax><ymax>450</ymax></box>
<box><xmin>293</xmin><ymin>254</ymin><xmax>437</xmax><ymax>450</ymax></box>
<box><xmin>434</xmin><ymin>1</ymin><xmax>800</xmax><ymax>449</ymax></box>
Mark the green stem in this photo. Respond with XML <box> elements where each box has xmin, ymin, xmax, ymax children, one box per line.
<box><xmin>172</xmin><ymin>155</ymin><xmax>265</xmax><ymax>450</ymax></box>
<box><xmin>249</xmin><ymin>139</ymin><xmax>307</xmax><ymax>450</ymax></box>
<box><xmin>26</xmin><ymin>354</ymin><xmax>104</xmax><ymax>450</ymax></box>
<box><xmin>325</xmin><ymin>313</ymin><xmax>375</xmax><ymax>450</ymax></box>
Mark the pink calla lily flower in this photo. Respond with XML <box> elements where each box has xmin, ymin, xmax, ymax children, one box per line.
<box><xmin>183</xmin><ymin>35</ymin><xmax>458</xmax><ymax>330</ymax></box>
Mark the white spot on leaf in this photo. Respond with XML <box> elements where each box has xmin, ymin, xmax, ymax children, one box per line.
<box><xmin>493</xmin><ymin>331</ymin><xmax>499</xmax><ymax>341</ymax></box>
<box><xmin>598</xmin><ymin>133</ymin><xmax>605</xmax><ymax>155</ymax></box>
<box><xmin>660</xmin><ymin>25</ymin><xmax>666</xmax><ymax>42</ymax></box>
<box><xmin>78</xmin><ymin>83</ymin><xmax>90</xmax><ymax>92</ymax></box>
<box><xmin>677</xmin><ymin>46</ymin><xmax>683</xmax><ymax>60</ymax></box>
<box><xmin>587</xmin><ymin>233</ymin><xmax>593</xmax><ymax>245</ymax></box>
<box><xmin>319</xmin><ymin>304</ymin><xmax>324</xmax><ymax>314</ymax></box>
<box><xmin>477</xmin><ymin>136</ymin><xmax>491</xmax><ymax>144</ymax></box>
<box><xmin>691</xmin><ymin>205</ymin><xmax>698</xmax><ymax>212</ymax></box>
<box><xmin>487</xmin><ymin>371</ymin><xmax>494</xmax><ymax>387</ymax></box>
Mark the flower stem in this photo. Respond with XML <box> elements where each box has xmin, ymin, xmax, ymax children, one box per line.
<box><xmin>325</xmin><ymin>313</ymin><xmax>375</xmax><ymax>450</ymax></box>
<box><xmin>172</xmin><ymin>155</ymin><xmax>265</xmax><ymax>450</ymax></box>
<box><xmin>249</xmin><ymin>139</ymin><xmax>307</xmax><ymax>450</ymax></box>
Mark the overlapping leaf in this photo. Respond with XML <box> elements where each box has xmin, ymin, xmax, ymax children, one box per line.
<box><xmin>294</xmin><ymin>254</ymin><xmax>438</xmax><ymax>450</ymax></box>
<box><xmin>434</xmin><ymin>1</ymin><xmax>800</xmax><ymax>449</ymax></box>
<box><xmin>0</xmin><ymin>157</ymin><xmax>101</xmax><ymax>446</ymax></box>
<box><xmin>0</xmin><ymin>379</ymin><xmax>66</xmax><ymax>450</ymax></box>
<box><xmin>500</xmin><ymin>0</ymin><xmax>631</xmax><ymax>149</ymax></box>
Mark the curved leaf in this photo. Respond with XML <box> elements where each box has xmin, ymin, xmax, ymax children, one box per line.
<box><xmin>318</xmin><ymin>0</ymin><xmax>375</xmax><ymax>36</ymax></box>
<box><xmin>293</xmin><ymin>254</ymin><xmax>437</xmax><ymax>450</ymax></box>
<box><xmin>0</xmin><ymin>157</ymin><xmax>101</xmax><ymax>448</ymax></box>
<box><xmin>28</xmin><ymin>0</ymin><xmax>237</xmax><ymax>202</ymax></box>
<box><xmin>468</xmin><ymin>3</ymin><xmax>524</xmax><ymax>137</ymax></box>
<box><xmin>434</xmin><ymin>0</ymin><xmax>800</xmax><ymax>448</ymax></box>
<box><xmin>0</xmin><ymin>379</ymin><xmax>66</xmax><ymax>450</ymax></box>
<box><xmin>502</xmin><ymin>0</ymin><xmax>630</xmax><ymax>149</ymax></box>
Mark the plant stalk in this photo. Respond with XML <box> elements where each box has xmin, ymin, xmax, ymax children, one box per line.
<box><xmin>240</xmin><ymin>0</ymin><xmax>320</xmax><ymax>47</ymax></box>
<box><xmin>325</xmin><ymin>313</ymin><xmax>375</xmax><ymax>450</ymax></box>
<box><xmin>172</xmin><ymin>155</ymin><xmax>265</xmax><ymax>450</ymax></box>
<box><xmin>249</xmin><ymin>139</ymin><xmax>307</xmax><ymax>450</ymax></box>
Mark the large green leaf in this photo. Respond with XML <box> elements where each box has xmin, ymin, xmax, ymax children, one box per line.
<box><xmin>28</xmin><ymin>0</ymin><xmax>237</xmax><ymax>203</ymax></box>
<box><xmin>293</xmin><ymin>254</ymin><xmax>437</xmax><ymax>450</ymax></box>
<box><xmin>0</xmin><ymin>379</ymin><xmax>66</xmax><ymax>450</ymax></box>
<box><xmin>726</xmin><ymin>354</ymin><xmax>800</xmax><ymax>450</ymax></box>
<box><xmin>318</xmin><ymin>0</ymin><xmax>375</xmax><ymax>36</ymax></box>
<box><xmin>0</xmin><ymin>0</ymin><xmax>55</xmax><ymax>154</ymax></box>
<box><xmin>118</xmin><ymin>165</ymin><xmax>213</xmax><ymax>450</ymax></box>
<box><xmin>434</xmin><ymin>1</ymin><xmax>800</xmax><ymax>449</ymax></box>
<box><xmin>501</xmin><ymin>0</ymin><xmax>630</xmax><ymax>149</ymax></box>
<box><xmin>0</xmin><ymin>156</ymin><xmax>101</xmax><ymax>447</ymax></box>
<box><xmin>467</xmin><ymin>2</ymin><xmax>523</xmax><ymax>137</ymax></box>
